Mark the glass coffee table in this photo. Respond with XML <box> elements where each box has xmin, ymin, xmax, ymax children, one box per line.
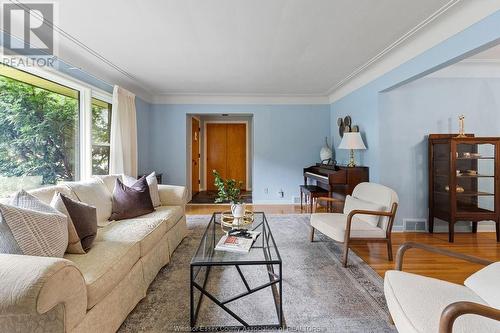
<box><xmin>190</xmin><ymin>212</ymin><xmax>283</xmax><ymax>331</ymax></box>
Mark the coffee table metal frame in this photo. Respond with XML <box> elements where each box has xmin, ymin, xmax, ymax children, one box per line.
<box><xmin>190</xmin><ymin>212</ymin><xmax>283</xmax><ymax>331</ymax></box>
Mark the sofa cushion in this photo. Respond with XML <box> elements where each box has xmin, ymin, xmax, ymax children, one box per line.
<box><xmin>64</xmin><ymin>240</ymin><xmax>140</xmax><ymax>309</ymax></box>
<box><xmin>93</xmin><ymin>174</ymin><xmax>122</xmax><ymax>194</ymax></box>
<box><xmin>137</xmin><ymin>206</ymin><xmax>184</xmax><ymax>232</ymax></box>
<box><xmin>64</xmin><ymin>179</ymin><xmax>112</xmax><ymax>227</ymax></box>
<box><xmin>343</xmin><ymin>195</ymin><xmax>385</xmax><ymax>227</ymax></box>
<box><xmin>98</xmin><ymin>206</ymin><xmax>183</xmax><ymax>257</ymax></box>
<box><xmin>311</xmin><ymin>213</ymin><xmax>385</xmax><ymax>241</ymax></box>
<box><xmin>384</xmin><ymin>270</ymin><xmax>500</xmax><ymax>333</ymax></box>
<box><xmin>28</xmin><ymin>185</ymin><xmax>75</xmax><ymax>205</ymax></box>
<box><xmin>99</xmin><ymin>218</ymin><xmax>165</xmax><ymax>257</ymax></box>
<box><xmin>464</xmin><ymin>262</ymin><xmax>500</xmax><ymax>309</ymax></box>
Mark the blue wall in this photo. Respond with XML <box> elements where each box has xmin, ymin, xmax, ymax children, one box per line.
<box><xmin>380</xmin><ymin>77</ymin><xmax>500</xmax><ymax>230</ymax></box>
<box><xmin>140</xmin><ymin>104</ymin><xmax>330</xmax><ymax>203</ymax></box>
<box><xmin>330</xmin><ymin>10</ymin><xmax>500</xmax><ymax>229</ymax></box>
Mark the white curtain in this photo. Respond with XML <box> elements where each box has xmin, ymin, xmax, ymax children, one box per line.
<box><xmin>109</xmin><ymin>85</ymin><xmax>138</xmax><ymax>177</ymax></box>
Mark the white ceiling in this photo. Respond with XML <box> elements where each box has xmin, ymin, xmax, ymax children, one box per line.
<box><xmin>22</xmin><ymin>0</ymin><xmax>458</xmax><ymax>100</ymax></box>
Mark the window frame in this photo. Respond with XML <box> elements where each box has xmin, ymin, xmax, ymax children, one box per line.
<box><xmin>3</xmin><ymin>64</ymin><xmax>113</xmax><ymax>181</ymax></box>
<box><xmin>90</xmin><ymin>94</ymin><xmax>113</xmax><ymax>176</ymax></box>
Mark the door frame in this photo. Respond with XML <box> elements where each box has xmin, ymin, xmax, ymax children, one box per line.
<box><xmin>191</xmin><ymin>116</ymin><xmax>201</xmax><ymax>196</ymax></box>
<box><xmin>187</xmin><ymin>115</ymin><xmax>201</xmax><ymax>200</ymax></box>
<box><xmin>204</xmin><ymin>120</ymin><xmax>251</xmax><ymax>191</ymax></box>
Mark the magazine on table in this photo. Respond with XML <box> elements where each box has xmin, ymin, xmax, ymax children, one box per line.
<box><xmin>215</xmin><ymin>230</ymin><xmax>261</xmax><ymax>253</ymax></box>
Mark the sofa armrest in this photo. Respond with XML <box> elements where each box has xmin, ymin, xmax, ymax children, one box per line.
<box><xmin>158</xmin><ymin>184</ymin><xmax>188</xmax><ymax>206</ymax></box>
<box><xmin>0</xmin><ymin>254</ymin><xmax>87</xmax><ymax>332</ymax></box>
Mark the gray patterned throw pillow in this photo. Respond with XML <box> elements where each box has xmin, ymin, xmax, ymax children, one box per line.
<box><xmin>0</xmin><ymin>190</ymin><xmax>68</xmax><ymax>257</ymax></box>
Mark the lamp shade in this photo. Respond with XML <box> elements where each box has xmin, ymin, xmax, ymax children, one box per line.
<box><xmin>338</xmin><ymin>132</ymin><xmax>366</xmax><ymax>150</ymax></box>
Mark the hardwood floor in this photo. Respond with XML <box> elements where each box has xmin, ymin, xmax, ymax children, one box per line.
<box><xmin>186</xmin><ymin>204</ymin><xmax>499</xmax><ymax>284</ymax></box>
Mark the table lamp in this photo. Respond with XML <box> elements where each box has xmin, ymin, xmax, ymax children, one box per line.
<box><xmin>338</xmin><ymin>132</ymin><xmax>366</xmax><ymax>167</ymax></box>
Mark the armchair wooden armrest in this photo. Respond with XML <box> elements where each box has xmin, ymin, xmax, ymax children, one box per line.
<box><xmin>395</xmin><ymin>242</ymin><xmax>493</xmax><ymax>271</ymax></box>
<box><xmin>345</xmin><ymin>202</ymin><xmax>398</xmax><ymax>236</ymax></box>
<box><xmin>439</xmin><ymin>301</ymin><xmax>500</xmax><ymax>333</ymax></box>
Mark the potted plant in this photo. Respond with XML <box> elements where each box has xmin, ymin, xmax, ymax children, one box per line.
<box><xmin>213</xmin><ymin>170</ymin><xmax>245</xmax><ymax>221</ymax></box>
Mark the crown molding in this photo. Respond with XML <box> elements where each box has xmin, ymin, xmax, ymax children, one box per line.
<box><xmin>328</xmin><ymin>1</ymin><xmax>500</xmax><ymax>104</ymax></box>
<box><xmin>151</xmin><ymin>94</ymin><xmax>329</xmax><ymax>105</ymax></box>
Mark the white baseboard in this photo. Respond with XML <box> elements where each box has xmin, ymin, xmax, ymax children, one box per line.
<box><xmin>252</xmin><ymin>200</ymin><xmax>296</xmax><ymax>205</ymax></box>
<box><xmin>393</xmin><ymin>219</ymin><xmax>496</xmax><ymax>232</ymax></box>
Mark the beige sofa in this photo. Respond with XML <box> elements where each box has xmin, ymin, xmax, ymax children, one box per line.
<box><xmin>0</xmin><ymin>178</ymin><xmax>188</xmax><ymax>333</ymax></box>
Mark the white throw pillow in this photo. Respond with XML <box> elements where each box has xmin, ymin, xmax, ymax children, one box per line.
<box><xmin>123</xmin><ymin>172</ymin><xmax>161</xmax><ymax>207</ymax></box>
<box><xmin>64</xmin><ymin>179</ymin><xmax>113</xmax><ymax>226</ymax></box>
<box><xmin>93</xmin><ymin>174</ymin><xmax>123</xmax><ymax>194</ymax></box>
<box><xmin>343</xmin><ymin>195</ymin><xmax>385</xmax><ymax>227</ymax></box>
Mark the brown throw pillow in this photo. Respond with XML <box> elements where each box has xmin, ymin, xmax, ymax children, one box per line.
<box><xmin>110</xmin><ymin>176</ymin><xmax>154</xmax><ymax>221</ymax></box>
<box><xmin>51</xmin><ymin>193</ymin><xmax>97</xmax><ymax>253</ymax></box>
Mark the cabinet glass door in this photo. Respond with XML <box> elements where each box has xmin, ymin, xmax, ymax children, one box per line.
<box><xmin>455</xmin><ymin>143</ymin><xmax>495</xmax><ymax>213</ymax></box>
<box><xmin>433</xmin><ymin>142</ymin><xmax>450</xmax><ymax>214</ymax></box>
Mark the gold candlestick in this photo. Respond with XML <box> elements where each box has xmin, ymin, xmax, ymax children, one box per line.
<box><xmin>456</xmin><ymin>115</ymin><xmax>466</xmax><ymax>138</ymax></box>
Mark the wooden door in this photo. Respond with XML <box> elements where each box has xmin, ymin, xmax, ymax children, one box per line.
<box><xmin>206</xmin><ymin>123</ymin><xmax>227</xmax><ymax>191</ymax></box>
<box><xmin>191</xmin><ymin>118</ymin><xmax>200</xmax><ymax>195</ymax></box>
<box><xmin>226</xmin><ymin>124</ymin><xmax>246</xmax><ymax>188</ymax></box>
<box><xmin>206</xmin><ymin>123</ymin><xmax>246</xmax><ymax>191</ymax></box>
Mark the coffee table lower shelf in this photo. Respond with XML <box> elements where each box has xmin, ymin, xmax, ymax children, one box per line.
<box><xmin>190</xmin><ymin>261</ymin><xmax>283</xmax><ymax>331</ymax></box>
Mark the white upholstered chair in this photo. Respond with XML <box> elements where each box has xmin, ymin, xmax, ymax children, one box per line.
<box><xmin>385</xmin><ymin>242</ymin><xmax>500</xmax><ymax>333</ymax></box>
<box><xmin>309</xmin><ymin>182</ymin><xmax>398</xmax><ymax>267</ymax></box>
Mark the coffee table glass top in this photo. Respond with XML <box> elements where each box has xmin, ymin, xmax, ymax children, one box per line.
<box><xmin>191</xmin><ymin>212</ymin><xmax>281</xmax><ymax>265</ymax></box>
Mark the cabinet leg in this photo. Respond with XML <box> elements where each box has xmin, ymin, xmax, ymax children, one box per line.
<box><xmin>496</xmin><ymin>220</ymin><xmax>499</xmax><ymax>243</ymax></box>
<box><xmin>472</xmin><ymin>222</ymin><xmax>477</xmax><ymax>233</ymax></box>
<box><xmin>449</xmin><ymin>222</ymin><xmax>454</xmax><ymax>243</ymax></box>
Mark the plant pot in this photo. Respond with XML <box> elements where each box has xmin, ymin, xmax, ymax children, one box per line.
<box><xmin>231</xmin><ymin>203</ymin><xmax>246</xmax><ymax>227</ymax></box>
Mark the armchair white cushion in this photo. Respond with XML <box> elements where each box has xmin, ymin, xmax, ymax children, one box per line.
<box><xmin>343</xmin><ymin>195</ymin><xmax>385</xmax><ymax>226</ymax></box>
<box><xmin>385</xmin><ymin>270</ymin><xmax>500</xmax><ymax>333</ymax></box>
<box><xmin>464</xmin><ymin>262</ymin><xmax>500</xmax><ymax>309</ymax></box>
<box><xmin>311</xmin><ymin>213</ymin><xmax>386</xmax><ymax>240</ymax></box>
<box><xmin>310</xmin><ymin>182</ymin><xmax>399</xmax><ymax>267</ymax></box>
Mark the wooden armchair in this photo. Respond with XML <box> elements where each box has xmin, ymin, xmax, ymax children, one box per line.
<box><xmin>385</xmin><ymin>242</ymin><xmax>500</xmax><ymax>333</ymax></box>
<box><xmin>309</xmin><ymin>182</ymin><xmax>399</xmax><ymax>267</ymax></box>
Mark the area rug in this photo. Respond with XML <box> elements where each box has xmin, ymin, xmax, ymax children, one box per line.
<box><xmin>119</xmin><ymin>214</ymin><xmax>396</xmax><ymax>332</ymax></box>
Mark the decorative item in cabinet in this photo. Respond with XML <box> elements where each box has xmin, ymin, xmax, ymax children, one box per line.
<box><xmin>428</xmin><ymin>134</ymin><xmax>500</xmax><ymax>243</ymax></box>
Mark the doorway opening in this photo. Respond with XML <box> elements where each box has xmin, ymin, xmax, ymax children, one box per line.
<box><xmin>187</xmin><ymin>114</ymin><xmax>253</xmax><ymax>204</ymax></box>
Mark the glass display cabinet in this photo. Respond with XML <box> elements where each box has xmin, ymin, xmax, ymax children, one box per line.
<box><xmin>428</xmin><ymin>134</ymin><xmax>500</xmax><ymax>242</ymax></box>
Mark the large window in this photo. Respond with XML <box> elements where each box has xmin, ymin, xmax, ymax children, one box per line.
<box><xmin>0</xmin><ymin>64</ymin><xmax>112</xmax><ymax>197</ymax></box>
